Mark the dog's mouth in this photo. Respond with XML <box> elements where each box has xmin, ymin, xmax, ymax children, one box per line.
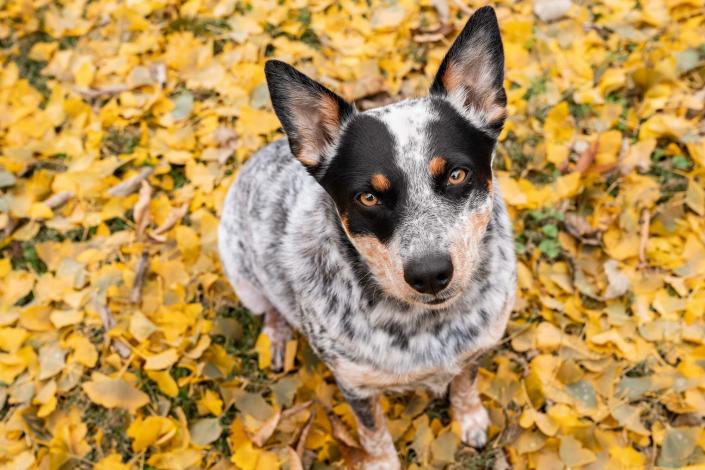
<box><xmin>416</xmin><ymin>291</ymin><xmax>460</xmax><ymax>309</ymax></box>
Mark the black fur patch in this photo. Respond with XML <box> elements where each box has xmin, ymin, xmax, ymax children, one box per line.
<box><xmin>426</xmin><ymin>98</ymin><xmax>495</xmax><ymax>202</ymax></box>
<box><xmin>339</xmin><ymin>386</ymin><xmax>376</xmax><ymax>429</ymax></box>
<box><xmin>320</xmin><ymin>114</ymin><xmax>405</xmax><ymax>244</ymax></box>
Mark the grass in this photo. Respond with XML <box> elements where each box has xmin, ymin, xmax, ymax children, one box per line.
<box><xmin>102</xmin><ymin>127</ymin><xmax>141</xmax><ymax>156</ymax></box>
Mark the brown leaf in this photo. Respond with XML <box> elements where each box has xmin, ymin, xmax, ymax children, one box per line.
<box><xmin>250</xmin><ymin>409</ymin><xmax>281</xmax><ymax>447</ymax></box>
<box><xmin>574</xmin><ymin>140</ymin><xmax>598</xmax><ymax>173</ymax></box>
<box><xmin>106</xmin><ymin>167</ymin><xmax>154</xmax><ymax>197</ymax></box>
<box><xmin>133</xmin><ymin>180</ymin><xmax>152</xmax><ymax>240</ymax></box>
<box><xmin>327</xmin><ymin>410</ymin><xmax>361</xmax><ymax>449</ymax></box>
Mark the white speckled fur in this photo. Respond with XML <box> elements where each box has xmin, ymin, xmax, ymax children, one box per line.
<box><xmin>219</xmin><ymin>7</ymin><xmax>515</xmax><ymax>466</ymax></box>
<box><xmin>218</xmin><ymin>98</ymin><xmax>516</xmax><ymax>396</ymax></box>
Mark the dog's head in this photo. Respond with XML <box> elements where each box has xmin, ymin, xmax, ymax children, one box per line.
<box><xmin>265</xmin><ymin>6</ymin><xmax>506</xmax><ymax>309</ymax></box>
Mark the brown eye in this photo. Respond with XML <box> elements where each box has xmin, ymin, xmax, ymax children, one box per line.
<box><xmin>357</xmin><ymin>192</ymin><xmax>379</xmax><ymax>207</ymax></box>
<box><xmin>448</xmin><ymin>168</ymin><xmax>468</xmax><ymax>186</ymax></box>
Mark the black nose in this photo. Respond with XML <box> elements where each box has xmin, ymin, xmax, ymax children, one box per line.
<box><xmin>403</xmin><ymin>253</ymin><xmax>453</xmax><ymax>295</ymax></box>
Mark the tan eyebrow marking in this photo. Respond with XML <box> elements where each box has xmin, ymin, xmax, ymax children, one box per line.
<box><xmin>429</xmin><ymin>156</ymin><xmax>447</xmax><ymax>177</ymax></box>
<box><xmin>371</xmin><ymin>174</ymin><xmax>391</xmax><ymax>192</ymax></box>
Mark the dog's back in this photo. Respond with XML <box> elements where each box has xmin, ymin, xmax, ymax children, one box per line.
<box><xmin>219</xmin><ymin>138</ymin><xmax>312</xmax><ymax>328</ymax></box>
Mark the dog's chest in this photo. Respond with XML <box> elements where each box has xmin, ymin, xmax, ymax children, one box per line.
<box><xmin>332</xmin><ymin>354</ymin><xmax>465</xmax><ymax>397</ymax></box>
<box><xmin>312</xmin><ymin>298</ymin><xmax>504</xmax><ymax>397</ymax></box>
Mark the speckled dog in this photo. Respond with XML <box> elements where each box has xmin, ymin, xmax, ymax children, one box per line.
<box><xmin>219</xmin><ymin>6</ymin><xmax>516</xmax><ymax>469</ymax></box>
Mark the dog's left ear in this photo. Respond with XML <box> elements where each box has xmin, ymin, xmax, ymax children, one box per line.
<box><xmin>430</xmin><ymin>6</ymin><xmax>506</xmax><ymax>134</ymax></box>
<box><xmin>265</xmin><ymin>60</ymin><xmax>355</xmax><ymax>170</ymax></box>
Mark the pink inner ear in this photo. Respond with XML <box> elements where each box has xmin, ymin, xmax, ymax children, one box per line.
<box><xmin>290</xmin><ymin>92</ymin><xmax>341</xmax><ymax>167</ymax></box>
<box><xmin>442</xmin><ymin>49</ymin><xmax>506</xmax><ymax>127</ymax></box>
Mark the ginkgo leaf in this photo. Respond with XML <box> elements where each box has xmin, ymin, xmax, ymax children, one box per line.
<box><xmin>82</xmin><ymin>373</ymin><xmax>149</xmax><ymax>413</ymax></box>
<box><xmin>1</xmin><ymin>0</ymin><xmax>704</xmax><ymax>466</ymax></box>
<box><xmin>559</xmin><ymin>435</ymin><xmax>596</xmax><ymax>467</ymax></box>
<box><xmin>190</xmin><ymin>418</ymin><xmax>223</xmax><ymax>447</ymax></box>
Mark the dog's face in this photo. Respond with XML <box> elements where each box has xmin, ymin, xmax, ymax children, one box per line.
<box><xmin>265</xmin><ymin>7</ymin><xmax>506</xmax><ymax>309</ymax></box>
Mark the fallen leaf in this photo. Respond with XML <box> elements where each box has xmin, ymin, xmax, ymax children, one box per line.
<box><xmin>82</xmin><ymin>373</ymin><xmax>149</xmax><ymax>413</ymax></box>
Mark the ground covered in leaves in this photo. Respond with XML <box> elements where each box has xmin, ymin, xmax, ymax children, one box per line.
<box><xmin>1</xmin><ymin>0</ymin><xmax>705</xmax><ymax>469</ymax></box>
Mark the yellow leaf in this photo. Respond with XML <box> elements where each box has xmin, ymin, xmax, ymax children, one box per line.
<box><xmin>598</xmin><ymin>68</ymin><xmax>626</xmax><ymax>96</ymax></box>
<box><xmin>0</xmin><ymin>327</ymin><xmax>28</xmax><ymax>352</ymax></box>
<box><xmin>621</xmin><ymin>138</ymin><xmax>656</xmax><ymax>173</ymax></box>
<box><xmin>544</xmin><ymin>102</ymin><xmax>574</xmax><ymax>165</ymax></box>
<box><xmin>50</xmin><ymin>309</ymin><xmax>84</xmax><ymax>328</ymax></box>
<box><xmin>144</xmin><ymin>348</ymin><xmax>179</xmax><ymax>370</ymax></box>
<box><xmin>49</xmin><ymin>408</ymin><xmax>91</xmax><ymax>468</ymax></box>
<box><xmin>94</xmin><ymin>454</ymin><xmax>131</xmax><ymax>470</ymax></box>
<box><xmin>686</xmin><ymin>139</ymin><xmax>705</xmax><ymax>167</ymax></box>
<box><xmin>29</xmin><ymin>41</ymin><xmax>58</xmax><ymax>61</ymax></box>
<box><xmin>686</xmin><ymin>178</ymin><xmax>704</xmax><ymax>216</ymax></box>
<box><xmin>255</xmin><ymin>332</ymin><xmax>272</xmax><ymax>370</ymax></box>
<box><xmin>66</xmin><ymin>333</ymin><xmax>98</xmax><ymax>368</ymax></box>
<box><xmin>0</xmin><ymin>258</ymin><xmax>10</xmax><ymax>278</ymax></box>
<box><xmin>38</xmin><ymin>343</ymin><xmax>66</xmax><ymax>380</ymax></box>
<box><xmin>231</xmin><ymin>417</ymin><xmax>261</xmax><ymax>470</ymax></box>
<box><xmin>82</xmin><ymin>373</ymin><xmax>150</xmax><ymax>413</ymax></box>
<box><xmin>165</xmin><ymin>150</ymin><xmax>193</xmax><ymax>164</ymax></box>
<box><xmin>2</xmin><ymin>270</ymin><xmax>35</xmax><ymax>306</ymax></box>
<box><xmin>534</xmin><ymin>412</ymin><xmax>559</xmax><ymax>437</ymax></box>
<box><xmin>198</xmin><ymin>389</ymin><xmax>224</xmax><ymax>416</ymax></box>
<box><xmin>29</xmin><ymin>202</ymin><xmax>53</xmax><ymax>219</ymax></box>
<box><xmin>127</xmin><ymin>416</ymin><xmax>177</xmax><ymax>452</ymax></box>
<box><xmin>639</xmin><ymin>114</ymin><xmax>691</xmax><ymax>140</ymax></box>
<box><xmin>609</xmin><ymin>445</ymin><xmax>646</xmax><ymax>467</ymax></box>
<box><xmin>284</xmin><ymin>339</ymin><xmax>297</xmax><ymax>372</ymax></box>
<box><xmin>129</xmin><ymin>311</ymin><xmax>158</xmax><ymax>342</ymax></box>
<box><xmin>236</xmin><ymin>105</ymin><xmax>281</xmax><ymax>137</ymax></box>
<box><xmin>37</xmin><ymin>395</ymin><xmax>58</xmax><ymax>418</ymax></box>
<box><xmin>535</xmin><ymin>323</ymin><xmax>562</xmax><ymax>351</ymax></box>
<box><xmin>147</xmin><ymin>370</ymin><xmax>179</xmax><ymax>397</ymax></box>
<box><xmin>559</xmin><ymin>435</ymin><xmax>596</xmax><ymax>467</ymax></box>
<box><xmin>547</xmin><ymin>403</ymin><xmax>582</xmax><ymax>429</ymax></box>
<box><xmin>147</xmin><ymin>449</ymin><xmax>202</xmax><ymax>470</ymax></box>
<box><xmin>596</xmin><ymin>130</ymin><xmax>622</xmax><ymax>166</ymax></box>
<box><xmin>175</xmin><ymin>225</ymin><xmax>200</xmax><ymax>264</ymax></box>
<box><xmin>589</xmin><ymin>329</ymin><xmax>637</xmax><ymax>360</ymax></box>
<box><xmin>73</xmin><ymin>60</ymin><xmax>95</xmax><ymax>88</ymax></box>
<box><xmin>0</xmin><ymin>346</ymin><xmax>33</xmax><ymax>383</ymax></box>
<box><xmin>35</xmin><ymin>380</ymin><xmax>58</xmax><ymax>417</ymax></box>
<box><xmin>255</xmin><ymin>450</ymin><xmax>279</xmax><ymax>470</ymax></box>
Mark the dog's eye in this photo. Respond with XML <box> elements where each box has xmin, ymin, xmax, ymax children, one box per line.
<box><xmin>448</xmin><ymin>168</ymin><xmax>468</xmax><ymax>186</ymax></box>
<box><xmin>357</xmin><ymin>192</ymin><xmax>379</xmax><ymax>207</ymax></box>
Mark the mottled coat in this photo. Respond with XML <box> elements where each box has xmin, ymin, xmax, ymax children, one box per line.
<box><xmin>219</xmin><ymin>6</ymin><xmax>516</xmax><ymax>469</ymax></box>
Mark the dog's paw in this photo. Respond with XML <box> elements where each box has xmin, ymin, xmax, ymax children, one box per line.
<box><xmin>457</xmin><ymin>405</ymin><xmax>490</xmax><ymax>448</ymax></box>
<box><xmin>262</xmin><ymin>325</ymin><xmax>288</xmax><ymax>372</ymax></box>
<box><xmin>262</xmin><ymin>308</ymin><xmax>292</xmax><ymax>372</ymax></box>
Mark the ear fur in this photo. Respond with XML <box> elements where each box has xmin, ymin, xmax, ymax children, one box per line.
<box><xmin>430</xmin><ymin>6</ymin><xmax>507</xmax><ymax>134</ymax></box>
<box><xmin>265</xmin><ymin>60</ymin><xmax>355</xmax><ymax>170</ymax></box>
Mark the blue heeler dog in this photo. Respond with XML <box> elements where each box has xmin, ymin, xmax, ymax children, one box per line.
<box><xmin>219</xmin><ymin>6</ymin><xmax>516</xmax><ymax>468</ymax></box>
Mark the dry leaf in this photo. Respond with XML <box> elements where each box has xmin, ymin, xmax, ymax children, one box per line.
<box><xmin>82</xmin><ymin>373</ymin><xmax>149</xmax><ymax>413</ymax></box>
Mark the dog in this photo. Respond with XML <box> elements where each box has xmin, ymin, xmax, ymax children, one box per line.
<box><xmin>218</xmin><ymin>6</ymin><xmax>516</xmax><ymax>468</ymax></box>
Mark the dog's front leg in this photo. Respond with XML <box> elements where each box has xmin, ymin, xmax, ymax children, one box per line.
<box><xmin>340</xmin><ymin>388</ymin><xmax>400</xmax><ymax>470</ymax></box>
<box><xmin>450</xmin><ymin>363</ymin><xmax>490</xmax><ymax>448</ymax></box>
<box><xmin>262</xmin><ymin>307</ymin><xmax>292</xmax><ymax>371</ymax></box>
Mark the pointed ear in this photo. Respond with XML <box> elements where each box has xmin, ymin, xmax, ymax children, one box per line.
<box><xmin>430</xmin><ymin>6</ymin><xmax>507</xmax><ymax>134</ymax></box>
<box><xmin>265</xmin><ymin>60</ymin><xmax>355</xmax><ymax>170</ymax></box>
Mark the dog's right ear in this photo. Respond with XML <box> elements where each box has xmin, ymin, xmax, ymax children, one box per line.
<box><xmin>265</xmin><ymin>60</ymin><xmax>355</xmax><ymax>170</ymax></box>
